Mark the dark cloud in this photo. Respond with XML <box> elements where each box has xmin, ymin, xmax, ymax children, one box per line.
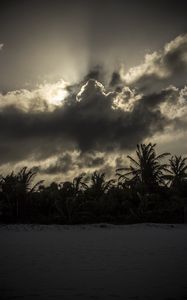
<box><xmin>41</xmin><ymin>153</ymin><xmax>73</xmax><ymax>174</ymax></box>
<box><xmin>40</xmin><ymin>151</ymin><xmax>105</xmax><ymax>175</ymax></box>
<box><xmin>77</xmin><ymin>153</ymin><xmax>105</xmax><ymax>169</ymax></box>
<box><xmin>66</xmin><ymin>65</ymin><xmax>106</xmax><ymax>96</ymax></box>
<box><xmin>164</xmin><ymin>40</ymin><xmax>187</xmax><ymax>75</ymax></box>
<box><xmin>0</xmin><ymin>78</ymin><xmax>172</xmax><ymax>166</ymax></box>
<box><xmin>140</xmin><ymin>87</ymin><xmax>178</xmax><ymax>109</ymax></box>
<box><xmin>126</xmin><ymin>34</ymin><xmax>187</xmax><ymax>94</ymax></box>
<box><xmin>84</xmin><ymin>65</ymin><xmax>105</xmax><ymax>83</ymax></box>
<box><xmin>115</xmin><ymin>157</ymin><xmax>126</xmax><ymax>170</ymax></box>
<box><xmin>109</xmin><ymin>71</ymin><xmax>122</xmax><ymax>87</ymax></box>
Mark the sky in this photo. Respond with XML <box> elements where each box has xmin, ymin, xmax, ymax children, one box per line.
<box><xmin>0</xmin><ymin>0</ymin><xmax>187</xmax><ymax>182</ymax></box>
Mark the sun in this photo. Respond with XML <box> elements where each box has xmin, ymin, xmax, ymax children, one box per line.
<box><xmin>38</xmin><ymin>79</ymin><xmax>69</xmax><ymax>106</ymax></box>
<box><xmin>50</xmin><ymin>88</ymin><xmax>68</xmax><ymax>105</ymax></box>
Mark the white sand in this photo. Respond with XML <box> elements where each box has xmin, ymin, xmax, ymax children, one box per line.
<box><xmin>0</xmin><ymin>223</ymin><xmax>187</xmax><ymax>300</ymax></box>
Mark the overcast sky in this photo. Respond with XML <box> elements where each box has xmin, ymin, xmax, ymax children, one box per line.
<box><xmin>0</xmin><ymin>0</ymin><xmax>187</xmax><ymax>182</ymax></box>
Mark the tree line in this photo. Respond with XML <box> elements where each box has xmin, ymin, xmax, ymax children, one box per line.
<box><xmin>0</xmin><ymin>143</ymin><xmax>187</xmax><ymax>224</ymax></box>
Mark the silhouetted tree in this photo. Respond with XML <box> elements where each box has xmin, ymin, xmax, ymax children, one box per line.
<box><xmin>166</xmin><ymin>156</ymin><xmax>187</xmax><ymax>188</ymax></box>
<box><xmin>83</xmin><ymin>171</ymin><xmax>115</xmax><ymax>220</ymax></box>
<box><xmin>56</xmin><ymin>173</ymin><xmax>88</xmax><ymax>223</ymax></box>
<box><xmin>0</xmin><ymin>167</ymin><xmax>42</xmax><ymax>219</ymax></box>
<box><xmin>0</xmin><ymin>144</ymin><xmax>186</xmax><ymax>224</ymax></box>
<box><xmin>34</xmin><ymin>182</ymin><xmax>59</xmax><ymax>221</ymax></box>
<box><xmin>89</xmin><ymin>171</ymin><xmax>114</xmax><ymax>196</ymax></box>
<box><xmin>0</xmin><ymin>172</ymin><xmax>18</xmax><ymax>217</ymax></box>
<box><xmin>116</xmin><ymin>143</ymin><xmax>170</xmax><ymax>193</ymax></box>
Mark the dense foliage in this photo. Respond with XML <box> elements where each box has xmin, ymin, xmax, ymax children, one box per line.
<box><xmin>0</xmin><ymin>143</ymin><xmax>187</xmax><ymax>224</ymax></box>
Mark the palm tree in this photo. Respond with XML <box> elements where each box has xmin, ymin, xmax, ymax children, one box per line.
<box><xmin>116</xmin><ymin>143</ymin><xmax>170</xmax><ymax>192</ymax></box>
<box><xmin>82</xmin><ymin>171</ymin><xmax>115</xmax><ymax>221</ymax></box>
<box><xmin>1</xmin><ymin>167</ymin><xmax>42</xmax><ymax>218</ymax></box>
<box><xmin>16</xmin><ymin>167</ymin><xmax>43</xmax><ymax>193</ymax></box>
<box><xmin>57</xmin><ymin>173</ymin><xmax>88</xmax><ymax>223</ymax></box>
<box><xmin>71</xmin><ymin>173</ymin><xmax>89</xmax><ymax>195</ymax></box>
<box><xmin>0</xmin><ymin>172</ymin><xmax>18</xmax><ymax>217</ymax></box>
<box><xmin>17</xmin><ymin>167</ymin><xmax>43</xmax><ymax>217</ymax></box>
<box><xmin>35</xmin><ymin>182</ymin><xmax>59</xmax><ymax>220</ymax></box>
<box><xmin>89</xmin><ymin>171</ymin><xmax>114</xmax><ymax>196</ymax></box>
<box><xmin>166</xmin><ymin>156</ymin><xmax>187</xmax><ymax>189</ymax></box>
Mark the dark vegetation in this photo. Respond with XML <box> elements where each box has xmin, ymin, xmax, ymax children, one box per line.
<box><xmin>0</xmin><ymin>143</ymin><xmax>187</xmax><ymax>224</ymax></box>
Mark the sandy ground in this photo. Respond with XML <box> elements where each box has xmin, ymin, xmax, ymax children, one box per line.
<box><xmin>0</xmin><ymin>223</ymin><xmax>187</xmax><ymax>300</ymax></box>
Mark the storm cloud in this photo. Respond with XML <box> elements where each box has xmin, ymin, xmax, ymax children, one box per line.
<box><xmin>124</xmin><ymin>34</ymin><xmax>187</xmax><ymax>94</ymax></box>
<box><xmin>0</xmin><ymin>33</ymin><xmax>187</xmax><ymax>179</ymax></box>
<box><xmin>0</xmin><ymin>78</ymin><xmax>173</xmax><ymax>165</ymax></box>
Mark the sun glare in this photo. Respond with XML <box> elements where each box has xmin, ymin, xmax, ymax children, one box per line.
<box><xmin>38</xmin><ymin>79</ymin><xmax>69</xmax><ymax>106</ymax></box>
<box><xmin>50</xmin><ymin>88</ymin><xmax>68</xmax><ymax>105</ymax></box>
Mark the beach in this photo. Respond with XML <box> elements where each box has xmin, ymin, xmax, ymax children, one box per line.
<box><xmin>0</xmin><ymin>223</ymin><xmax>187</xmax><ymax>300</ymax></box>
